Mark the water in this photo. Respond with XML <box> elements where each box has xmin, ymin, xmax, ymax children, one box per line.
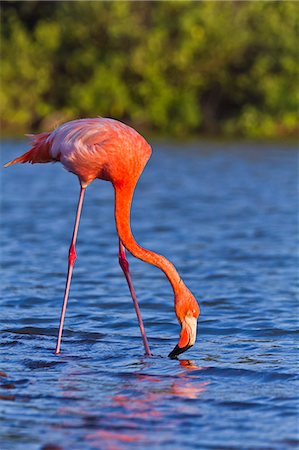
<box><xmin>1</xmin><ymin>139</ymin><xmax>298</xmax><ymax>450</ymax></box>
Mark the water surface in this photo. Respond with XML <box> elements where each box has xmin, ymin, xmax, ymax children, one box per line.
<box><xmin>1</xmin><ymin>140</ymin><xmax>298</xmax><ymax>449</ymax></box>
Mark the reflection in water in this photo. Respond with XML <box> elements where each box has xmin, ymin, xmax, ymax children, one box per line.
<box><xmin>171</xmin><ymin>360</ymin><xmax>209</xmax><ymax>399</ymax></box>
<box><xmin>57</xmin><ymin>359</ymin><xmax>209</xmax><ymax>449</ymax></box>
<box><xmin>86</xmin><ymin>430</ymin><xmax>142</xmax><ymax>450</ymax></box>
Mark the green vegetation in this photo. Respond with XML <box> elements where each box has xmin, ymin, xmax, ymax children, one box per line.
<box><xmin>1</xmin><ymin>1</ymin><xmax>298</xmax><ymax>138</ymax></box>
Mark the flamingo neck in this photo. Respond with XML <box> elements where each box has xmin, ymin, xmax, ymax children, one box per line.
<box><xmin>114</xmin><ymin>181</ymin><xmax>183</xmax><ymax>295</ymax></box>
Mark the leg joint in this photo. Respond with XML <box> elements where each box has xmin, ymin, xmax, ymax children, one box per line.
<box><xmin>68</xmin><ymin>244</ymin><xmax>77</xmax><ymax>266</ymax></box>
<box><xmin>119</xmin><ymin>255</ymin><xmax>129</xmax><ymax>272</ymax></box>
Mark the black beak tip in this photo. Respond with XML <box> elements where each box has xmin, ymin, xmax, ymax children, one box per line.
<box><xmin>168</xmin><ymin>344</ymin><xmax>192</xmax><ymax>359</ymax></box>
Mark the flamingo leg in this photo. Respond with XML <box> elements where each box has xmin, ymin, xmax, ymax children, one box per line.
<box><xmin>118</xmin><ymin>239</ymin><xmax>152</xmax><ymax>356</ymax></box>
<box><xmin>55</xmin><ymin>186</ymin><xmax>86</xmax><ymax>354</ymax></box>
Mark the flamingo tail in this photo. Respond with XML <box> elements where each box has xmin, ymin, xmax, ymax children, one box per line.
<box><xmin>4</xmin><ymin>132</ymin><xmax>53</xmax><ymax>167</ymax></box>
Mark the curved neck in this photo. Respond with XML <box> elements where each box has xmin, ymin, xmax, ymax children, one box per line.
<box><xmin>114</xmin><ymin>181</ymin><xmax>183</xmax><ymax>295</ymax></box>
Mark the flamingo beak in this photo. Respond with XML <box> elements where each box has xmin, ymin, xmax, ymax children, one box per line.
<box><xmin>168</xmin><ymin>342</ymin><xmax>192</xmax><ymax>359</ymax></box>
<box><xmin>168</xmin><ymin>315</ymin><xmax>197</xmax><ymax>359</ymax></box>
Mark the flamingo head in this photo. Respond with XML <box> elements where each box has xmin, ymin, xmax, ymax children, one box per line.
<box><xmin>168</xmin><ymin>289</ymin><xmax>200</xmax><ymax>359</ymax></box>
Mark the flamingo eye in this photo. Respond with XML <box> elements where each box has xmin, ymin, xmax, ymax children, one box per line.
<box><xmin>187</xmin><ymin>309</ymin><xmax>198</xmax><ymax>318</ymax></box>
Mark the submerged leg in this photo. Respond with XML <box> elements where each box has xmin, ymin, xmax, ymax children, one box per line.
<box><xmin>55</xmin><ymin>186</ymin><xmax>86</xmax><ymax>355</ymax></box>
<box><xmin>118</xmin><ymin>239</ymin><xmax>152</xmax><ymax>356</ymax></box>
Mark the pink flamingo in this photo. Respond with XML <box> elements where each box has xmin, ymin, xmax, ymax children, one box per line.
<box><xmin>5</xmin><ymin>118</ymin><xmax>200</xmax><ymax>358</ymax></box>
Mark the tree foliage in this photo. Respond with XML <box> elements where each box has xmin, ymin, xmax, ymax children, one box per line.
<box><xmin>1</xmin><ymin>1</ymin><xmax>298</xmax><ymax>138</ymax></box>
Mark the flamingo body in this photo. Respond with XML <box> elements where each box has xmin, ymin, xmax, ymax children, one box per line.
<box><xmin>5</xmin><ymin>118</ymin><xmax>200</xmax><ymax>358</ymax></box>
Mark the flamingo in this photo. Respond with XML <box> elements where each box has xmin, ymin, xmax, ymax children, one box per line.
<box><xmin>5</xmin><ymin>118</ymin><xmax>200</xmax><ymax>358</ymax></box>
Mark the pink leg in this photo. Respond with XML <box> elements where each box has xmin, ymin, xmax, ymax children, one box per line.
<box><xmin>55</xmin><ymin>186</ymin><xmax>85</xmax><ymax>355</ymax></box>
<box><xmin>118</xmin><ymin>240</ymin><xmax>152</xmax><ymax>356</ymax></box>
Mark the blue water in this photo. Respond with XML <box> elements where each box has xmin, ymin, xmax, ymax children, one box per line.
<box><xmin>1</xmin><ymin>140</ymin><xmax>298</xmax><ymax>450</ymax></box>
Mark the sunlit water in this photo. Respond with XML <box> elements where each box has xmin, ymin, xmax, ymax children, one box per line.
<box><xmin>1</xmin><ymin>140</ymin><xmax>298</xmax><ymax>450</ymax></box>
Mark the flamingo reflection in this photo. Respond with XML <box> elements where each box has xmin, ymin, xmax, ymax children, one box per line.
<box><xmin>82</xmin><ymin>360</ymin><xmax>210</xmax><ymax>449</ymax></box>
